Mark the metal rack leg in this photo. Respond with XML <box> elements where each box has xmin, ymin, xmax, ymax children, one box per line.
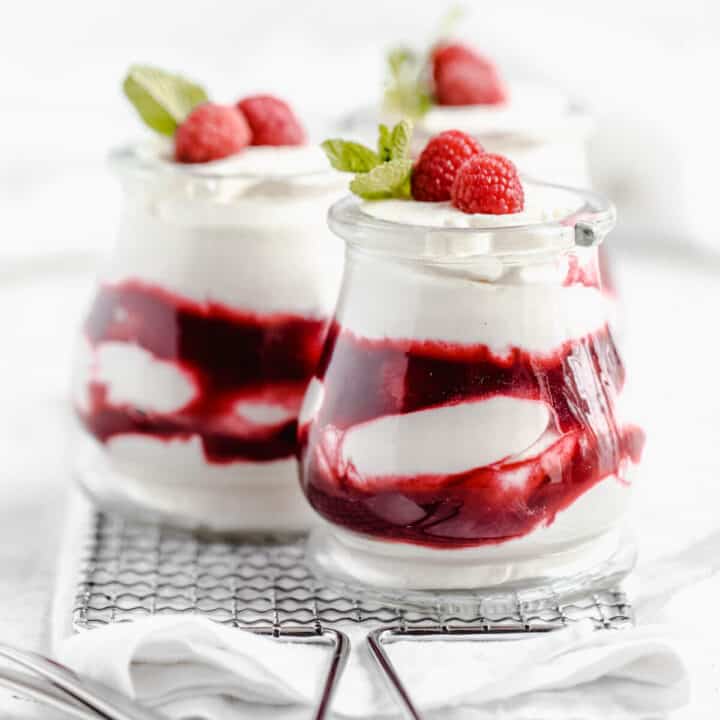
<box><xmin>367</xmin><ymin>626</ymin><xmax>559</xmax><ymax>720</ymax></box>
<box><xmin>254</xmin><ymin>627</ymin><xmax>350</xmax><ymax>720</ymax></box>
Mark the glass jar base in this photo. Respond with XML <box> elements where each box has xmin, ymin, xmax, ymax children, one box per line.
<box><xmin>74</xmin><ymin>435</ymin><xmax>315</xmax><ymax>536</ymax></box>
<box><xmin>305</xmin><ymin>525</ymin><xmax>636</xmax><ymax>612</ymax></box>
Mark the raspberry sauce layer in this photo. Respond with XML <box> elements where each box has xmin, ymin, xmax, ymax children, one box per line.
<box><xmin>78</xmin><ymin>281</ymin><xmax>328</xmax><ymax>463</ymax></box>
<box><xmin>299</xmin><ymin>323</ymin><xmax>644</xmax><ymax>548</ymax></box>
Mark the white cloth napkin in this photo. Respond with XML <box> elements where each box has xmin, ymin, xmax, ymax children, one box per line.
<box><xmin>57</xmin><ymin>615</ymin><xmax>687</xmax><ymax>720</ymax></box>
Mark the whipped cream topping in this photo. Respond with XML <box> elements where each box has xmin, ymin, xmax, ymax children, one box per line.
<box><xmin>131</xmin><ymin>138</ymin><xmax>333</xmax><ymax>177</ymax></box>
<box><xmin>117</xmin><ymin>141</ymin><xmax>345</xmax><ymax>225</ymax></box>
<box><xmin>360</xmin><ymin>180</ymin><xmax>582</xmax><ymax>230</ymax></box>
<box><xmin>415</xmin><ymin>83</ymin><xmax>589</xmax><ymax>140</ymax></box>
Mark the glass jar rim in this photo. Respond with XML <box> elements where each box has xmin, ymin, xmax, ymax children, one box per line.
<box><xmin>107</xmin><ymin>143</ymin><xmax>338</xmax><ymax>183</ymax></box>
<box><xmin>341</xmin><ymin>98</ymin><xmax>593</xmax><ymax>145</ymax></box>
<box><xmin>328</xmin><ymin>179</ymin><xmax>615</xmax><ymax>261</ymax></box>
<box><xmin>414</xmin><ymin>101</ymin><xmax>594</xmax><ymax>144</ymax></box>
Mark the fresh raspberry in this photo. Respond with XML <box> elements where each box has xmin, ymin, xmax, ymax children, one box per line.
<box><xmin>411</xmin><ymin>130</ymin><xmax>484</xmax><ymax>202</ymax></box>
<box><xmin>451</xmin><ymin>153</ymin><xmax>524</xmax><ymax>214</ymax></box>
<box><xmin>432</xmin><ymin>43</ymin><xmax>508</xmax><ymax>106</ymax></box>
<box><xmin>236</xmin><ymin>95</ymin><xmax>306</xmax><ymax>146</ymax></box>
<box><xmin>174</xmin><ymin>103</ymin><xmax>251</xmax><ymax>163</ymax></box>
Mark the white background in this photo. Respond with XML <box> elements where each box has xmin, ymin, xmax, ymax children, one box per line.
<box><xmin>2</xmin><ymin>0</ymin><xmax>719</xmax><ymax>259</ymax></box>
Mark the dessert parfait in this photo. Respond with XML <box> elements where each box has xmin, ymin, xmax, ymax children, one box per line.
<box><xmin>300</xmin><ymin>122</ymin><xmax>643</xmax><ymax>595</ymax></box>
<box><xmin>73</xmin><ymin>66</ymin><xmax>345</xmax><ymax>532</ymax></box>
<box><xmin>379</xmin><ymin>26</ymin><xmax>625</xmax><ymax>310</ymax></box>
<box><xmin>342</xmin><ymin>16</ymin><xmax>592</xmax><ymax>187</ymax></box>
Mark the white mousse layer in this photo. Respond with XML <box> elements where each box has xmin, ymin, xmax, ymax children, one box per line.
<box><xmin>339</xmin><ymin>193</ymin><xmax>608</xmax><ymax>355</ymax></box>
<box><xmin>76</xmin><ymin>433</ymin><xmax>315</xmax><ymax>532</ymax></box>
<box><xmin>91</xmin><ymin>342</ymin><xmax>196</xmax><ymax>413</ymax></box>
<box><xmin>338</xmin><ymin>251</ymin><xmax>608</xmax><ymax>356</ymax></box>
<box><xmin>342</xmin><ymin>397</ymin><xmax>549</xmax><ymax>479</ymax></box>
<box><xmin>106</xmin><ymin>145</ymin><xmax>345</xmax><ymax>317</ymax></box>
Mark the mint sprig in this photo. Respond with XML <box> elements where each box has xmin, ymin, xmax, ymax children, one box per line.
<box><xmin>382</xmin><ymin>48</ymin><xmax>432</xmax><ymax>120</ymax></box>
<box><xmin>436</xmin><ymin>4</ymin><xmax>467</xmax><ymax>41</ymax></box>
<box><xmin>382</xmin><ymin>6</ymin><xmax>468</xmax><ymax>119</ymax></box>
<box><xmin>321</xmin><ymin>120</ymin><xmax>414</xmax><ymax>200</ymax></box>
<box><xmin>123</xmin><ymin>65</ymin><xmax>208</xmax><ymax>135</ymax></box>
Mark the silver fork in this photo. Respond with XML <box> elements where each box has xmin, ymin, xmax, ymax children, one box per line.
<box><xmin>0</xmin><ymin>643</ymin><xmax>164</xmax><ymax>720</ymax></box>
<box><xmin>0</xmin><ymin>629</ymin><xmax>350</xmax><ymax>720</ymax></box>
<box><xmin>0</xmin><ymin>666</ymin><xmax>99</xmax><ymax>720</ymax></box>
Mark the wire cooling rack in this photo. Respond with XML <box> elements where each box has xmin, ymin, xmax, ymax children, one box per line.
<box><xmin>72</xmin><ymin>512</ymin><xmax>634</xmax><ymax>719</ymax></box>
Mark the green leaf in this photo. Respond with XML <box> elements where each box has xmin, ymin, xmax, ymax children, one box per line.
<box><xmin>321</xmin><ymin>139</ymin><xmax>381</xmax><ymax>173</ymax></box>
<box><xmin>390</xmin><ymin>119</ymin><xmax>413</xmax><ymax>161</ymax></box>
<box><xmin>123</xmin><ymin>65</ymin><xmax>208</xmax><ymax>136</ymax></box>
<box><xmin>377</xmin><ymin>124</ymin><xmax>393</xmax><ymax>162</ymax></box>
<box><xmin>387</xmin><ymin>47</ymin><xmax>414</xmax><ymax>78</ymax></box>
<box><xmin>383</xmin><ymin>47</ymin><xmax>433</xmax><ymax>120</ymax></box>
<box><xmin>436</xmin><ymin>4</ymin><xmax>467</xmax><ymax>40</ymax></box>
<box><xmin>377</xmin><ymin>120</ymin><xmax>412</xmax><ymax>163</ymax></box>
<box><xmin>350</xmin><ymin>159</ymin><xmax>413</xmax><ymax>200</ymax></box>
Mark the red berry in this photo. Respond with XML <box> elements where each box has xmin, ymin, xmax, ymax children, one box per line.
<box><xmin>432</xmin><ymin>43</ymin><xmax>508</xmax><ymax>106</ymax></box>
<box><xmin>411</xmin><ymin>130</ymin><xmax>484</xmax><ymax>202</ymax></box>
<box><xmin>174</xmin><ymin>103</ymin><xmax>251</xmax><ymax>163</ymax></box>
<box><xmin>236</xmin><ymin>95</ymin><xmax>306</xmax><ymax>146</ymax></box>
<box><xmin>451</xmin><ymin>153</ymin><xmax>524</xmax><ymax>215</ymax></box>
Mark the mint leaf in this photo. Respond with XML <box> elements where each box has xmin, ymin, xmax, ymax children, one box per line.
<box><xmin>377</xmin><ymin>124</ymin><xmax>393</xmax><ymax>162</ymax></box>
<box><xmin>390</xmin><ymin>119</ymin><xmax>413</xmax><ymax>161</ymax></box>
<box><xmin>383</xmin><ymin>47</ymin><xmax>433</xmax><ymax>120</ymax></box>
<box><xmin>349</xmin><ymin>159</ymin><xmax>413</xmax><ymax>200</ymax></box>
<box><xmin>436</xmin><ymin>4</ymin><xmax>466</xmax><ymax>40</ymax></box>
<box><xmin>123</xmin><ymin>65</ymin><xmax>208</xmax><ymax>136</ymax></box>
<box><xmin>377</xmin><ymin>120</ymin><xmax>412</xmax><ymax>163</ymax></box>
<box><xmin>321</xmin><ymin>139</ymin><xmax>380</xmax><ymax>173</ymax></box>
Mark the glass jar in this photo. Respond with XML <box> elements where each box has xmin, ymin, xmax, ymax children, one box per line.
<box><xmin>411</xmin><ymin>101</ymin><xmax>593</xmax><ymax>188</ymax></box>
<box><xmin>72</xmin><ymin>145</ymin><xmax>345</xmax><ymax>533</ymax></box>
<box><xmin>340</xmin><ymin>91</ymin><xmax>593</xmax><ymax>188</ymax></box>
<box><xmin>299</xmin><ymin>183</ymin><xmax>644</xmax><ymax>603</ymax></box>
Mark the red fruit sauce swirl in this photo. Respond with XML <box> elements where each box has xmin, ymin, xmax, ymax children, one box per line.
<box><xmin>77</xmin><ymin>281</ymin><xmax>328</xmax><ymax>463</ymax></box>
<box><xmin>299</xmin><ymin>323</ymin><xmax>644</xmax><ymax>548</ymax></box>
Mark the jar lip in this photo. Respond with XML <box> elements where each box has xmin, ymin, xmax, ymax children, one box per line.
<box><xmin>414</xmin><ymin>101</ymin><xmax>594</xmax><ymax>143</ymax></box>
<box><xmin>340</xmin><ymin>95</ymin><xmax>593</xmax><ymax>145</ymax></box>
<box><xmin>328</xmin><ymin>179</ymin><xmax>616</xmax><ymax>259</ymax></box>
<box><xmin>107</xmin><ymin>142</ymin><xmax>338</xmax><ymax>182</ymax></box>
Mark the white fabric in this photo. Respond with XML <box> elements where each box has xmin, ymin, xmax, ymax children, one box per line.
<box><xmin>53</xmin><ymin>522</ymin><xmax>720</xmax><ymax>720</ymax></box>
<box><xmin>58</xmin><ymin>615</ymin><xmax>688</xmax><ymax>720</ymax></box>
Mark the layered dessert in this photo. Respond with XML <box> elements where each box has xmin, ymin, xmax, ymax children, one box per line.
<box><xmin>302</xmin><ymin>125</ymin><xmax>643</xmax><ymax>589</ymax></box>
<box><xmin>73</xmin><ymin>67</ymin><xmax>345</xmax><ymax>531</ymax></box>
<box><xmin>376</xmin><ymin>36</ymin><xmax>592</xmax><ymax>187</ymax></box>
